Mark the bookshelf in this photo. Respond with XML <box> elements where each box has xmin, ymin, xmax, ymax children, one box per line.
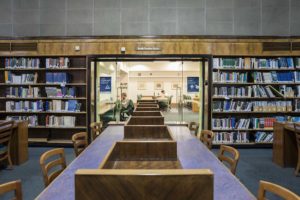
<box><xmin>211</xmin><ymin>57</ymin><xmax>300</xmax><ymax>147</ymax></box>
<box><xmin>0</xmin><ymin>56</ymin><xmax>88</xmax><ymax>146</ymax></box>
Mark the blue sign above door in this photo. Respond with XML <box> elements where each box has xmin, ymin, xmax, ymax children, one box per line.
<box><xmin>187</xmin><ymin>77</ymin><xmax>199</xmax><ymax>93</ymax></box>
<box><xmin>100</xmin><ymin>77</ymin><xmax>112</xmax><ymax>93</ymax></box>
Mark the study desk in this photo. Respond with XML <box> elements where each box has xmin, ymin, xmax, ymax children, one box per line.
<box><xmin>273</xmin><ymin>122</ymin><xmax>298</xmax><ymax>168</ymax></box>
<box><xmin>37</xmin><ymin>126</ymin><xmax>255</xmax><ymax>200</ymax></box>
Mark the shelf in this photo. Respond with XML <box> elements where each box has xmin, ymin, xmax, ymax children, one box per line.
<box><xmin>212</xmin><ymin>142</ymin><xmax>273</xmax><ymax>148</ymax></box>
<box><xmin>213</xmin><ymin>82</ymin><xmax>300</xmax><ymax>86</ymax></box>
<box><xmin>212</xmin><ymin>128</ymin><xmax>273</xmax><ymax>132</ymax></box>
<box><xmin>0</xmin><ymin>83</ymin><xmax>86</xmax><ymax>86</ymax></box>
<box><xmin>0</xmin><ymin>97</ymin><xmax>86</xmax><ymax>100</ymax></box>
<box><xmin>29</xmin><ymin>126</ymin><xmax>86</xmax><ymax>129</ymax></box>
<box><xmin>212</xmin><ymin>96</ymin><xmax>299</xmax><ymax>100</ymax></box>
<box><xmin>0</xmin><ymin>68</ymin><xmax>86</xmax><ymax>71</ymax></box>
<box><xmin>0</xmin><ymin>56</ymin><xmax>88</xmax><ymax>147</ymax></box>
<box><xmin>0</xmin><ymin>111</ymin><xmax>86</xmax><ymax>114</ymax></box>
<box><xmin>28</xmin><ymin>138</ymin><xmax>48</xmax><ymax>143</ymax></box>
<box><xmin>47</xmin><ymin>139</ymin><xmax>73</xmax><ymax>144</ymax></box>
<box><xmin>213</xmin><ymin>68</ymin><xmax>298</xmax><ymax>71</ymax></box>
<box><xmin>212</xmin><ymin>111</ymin><xmax>300</xmax><ymax>114</ymax></box>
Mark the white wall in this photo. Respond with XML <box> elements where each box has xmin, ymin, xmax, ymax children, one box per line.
<box><xmin>126</xmin><ymin>62</ymin><xmax>200</xmax><ymax>103</ymax></box>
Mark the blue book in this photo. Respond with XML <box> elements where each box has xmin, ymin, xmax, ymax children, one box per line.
<box><xmin>46</xmin><ymin>73</ymin><xmax>54</xmax><ymax>83</ymax></box>
<box><xmin>67</xmin><ymin>100</ymin><xmax>77</xmax><ymax>111</ymax></box>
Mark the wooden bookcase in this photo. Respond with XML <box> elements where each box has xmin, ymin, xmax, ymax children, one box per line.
<box><xmin>0</xmin><ymin>56</ymin><xmax>88</xmax><ymax>145</ymax></box>
<box><xmin>210</xmin><ymin>56</ymin><xmax>300</xmax><ymax>148</ymax></box>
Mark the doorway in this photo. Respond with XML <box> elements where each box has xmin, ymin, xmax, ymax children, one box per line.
<box><xmin>89</xmin><ymin>56</ymin><xmax>211</xmax><ymax>134</ymax></box>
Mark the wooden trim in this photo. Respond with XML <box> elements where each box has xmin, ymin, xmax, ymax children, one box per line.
<box><xmin>1</xmin><ymin>35</ymin><xmax>300</xmax><ymax>40</ymax></box>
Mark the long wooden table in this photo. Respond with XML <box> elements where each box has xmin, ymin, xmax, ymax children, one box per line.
<box><xmin>36</xmin><ymin>125</ymin><xmax>255</xmax><ymax>200</ymax></box>
<box><xmin>273</xmin><ymin>122</ymin><xmax>298</xmax><ymax>168</ymax></box>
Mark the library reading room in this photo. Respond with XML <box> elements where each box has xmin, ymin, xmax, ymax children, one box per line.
<box><xmin>0</xmin><ymin>0</ymin><xmax>300</xmax><ymax>200</ymax></box>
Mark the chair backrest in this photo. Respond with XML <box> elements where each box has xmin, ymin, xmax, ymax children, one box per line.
<box><xmin>168</xmin><ymin>95</ymin><xmax>173</xmax><ymax>105</ymax></box>
<box><xmin>257</xmin><ymin>180</ymin><xmax>299</xmax><ymax>200</ymax></box>
<box><xmin>0</xmin><ymin>120</ymin><xmax>14</xmax><ymax>147</ymax></box>
<box><xmin>90</xmin><ymin>122</ymin><xmax>102</xmax><ymax>140</ymax></box>
<box><xmin>72</xmin><ymin>132</ymin><xmax>88</xmax><ymax>157</ymax></box>
<box><xmin>0</xmin><ymin>180</ymin><xmax>22</xmax><ymax>200</ymax></box>
<box><xmin>40</xmin><ymin>148</ymin><xmax>66</xmax><ymax>187</ymax></box>
<box><xmin>200</xmin><ymin>130</ymin><xmax>215</xmax><ymax>150</ymax></box>
<box><xmin>189</xmin><ymin>122</ymin><xmax>199</xmax><ymax>136</ymax></box>
<box><xmin>218</xmin><ymin>145</ymin><xmax>240</xmax><ymax>175</ymax></box>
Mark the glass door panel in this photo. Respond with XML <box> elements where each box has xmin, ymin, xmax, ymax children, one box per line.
<box><xmin>96</xmin><ymin>61</ymin><xmax>119</xmax><ymax>126</ymax></box>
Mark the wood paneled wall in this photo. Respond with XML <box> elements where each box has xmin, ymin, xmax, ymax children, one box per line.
<box><xmin>1</xmin><ymin>37</ymin><xmax>300</xmax><ymax>56</ymax></box>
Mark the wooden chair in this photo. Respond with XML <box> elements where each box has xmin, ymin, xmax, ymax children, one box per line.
<box><xmin>0</xmin><ymin>180</ymin><xmax>22</xmax><ymax>200</ymax></box>
<box><xmin>0</xmin><ymin>121</ymin><xmax>14</xmax><ymax>169</ymax></box>
<box><xmin>294</xmin><ymin>123</ymin><xmax>300</xmax><ymax>176</ymax></box>
<box><xmin>200</xmin><ymin>130</ymin><xmax>215</xmax><ymax>150</ymax></box>
<box><xmin>40</xmin><ymin>148</ymin><xmax>66</xmax><ymax>187</ymax></box>
<box><xmin>217</xmin><ymin>145</ymin><xmax>240</xmax><ymax>175</ymax></box>
<box><xmin>189</xmin><ymin>122</ymin><xmax>199</xmax><ymax>136</ymax></box>
<box><xmin>257</xmin><ymin>180</ymin><xmax>299</xmax><ymax>200</ymax></box>
<box><xmin>72</xmin><ymin>132</ymin><xmax>88</xmax><ymax>157</ymax></box>
<box><xmin>90</xmin><ymin>122</ymin><xmax>102</xmax><ymax>141</ymax></box>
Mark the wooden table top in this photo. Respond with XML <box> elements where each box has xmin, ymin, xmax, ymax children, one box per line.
<box><xmin>37</xmin><ymin>126</ymin><xmax>255</xmax><ymax>200</ymax></box>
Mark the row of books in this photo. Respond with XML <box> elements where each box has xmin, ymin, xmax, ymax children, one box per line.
<box><xmin>46</xmin><ymin>58</ymin><xmax>69</xmax><ymax>68</ymax></box>
<box><xmin>253</xmin><ymin>101</ymin><xmax>293</xmax><ymax>112</ymax></box>
<box><xmin>46</xmin><ymin>73</ymin><xmax>70</xmax><ymax>84</ymax></box>
<box><xmin>252</xmin><ymin>118</ymin><xmax>276</xmax><ymax>129</ymax></box>
<box><xmin>6</xmin><ymin>115</ymin><xmax>38</xmax><ymax>127</ymax></box>
<box><xmin>6</xmin><ymin>87</ymin><xmax>40</xmax><ymax>98</ymax></box>
<box><xmin>213</xmin><ymin>101</ymin><xmax>252</xmax><ymax>112</ymax></box>
<box><xmin>212</xmin><ymin>118</ymin><xmax>251</xmax><ymax>129</ymax></box>
<box><xmin>5</xmin><ymin>86</ymin><xmax>78</xmax><ymax>98</ymax></box>
<box><xmin>255</xmin><ymin>132</ymin><xmax>273</xmax><ymax>143</ymax></box>
<box><xmin>213</xmin><ymin>86</ymin><xmax>252</xmax><ymax>97</ymax></box>
<box><xmin>45</xmin><ymin>87</ymin><xmax>76</xmax><ymax>98</ymax></box>
<box><xmin>213</xmin><ymin>132</ymin><xmax>249</xmax><ymax>144</ymax></box>
<box><xmin>44</xmin><ymin>100</ymin><xmax>81</xmax><ymax>112</ymax></box>
<box><xmin>213</xmin><ymin>57</ymin><xmax>300</xmax><ymax>69</ymax></box>
<box><xmin>213</xmin><ymin>85</ymin><xmax>298</xmax><ymax>98</ymax></box>
<box><xmin>5</xmin><ymin>100</ymin><xmax>81</xmax><ymax>112</ymax></box>
<box><xmin>6</xmin><ymin>100</ymin><xmax>43</xmax><ymax>112</ymax></box>
<box><xmin>5</xmin><ymin>72</ymin><xmax>38</xmax><ymax>84</ymax></box>
<box><xmin>5</xmin><ymin>58</ymin><xmax>40</xmax><ymax>68</ymax></box>
<box><xmin>213</xmin><ymin>72</ymin><xmax>248</xmax><ymax>83</ymax></box>
<box><xmin>253</xmin><ymin>72</ymin><xmax>298</xmax><ymax>83</ymax></box>
<box><xmin>46</xmin><ymin>115</ymin><xmax>76</xmax><ymax>127</ymax></box>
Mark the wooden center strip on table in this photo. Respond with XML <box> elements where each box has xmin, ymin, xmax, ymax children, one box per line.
<box><xmin>74</xmin><ymin>101</ymin><xmax>214</xmax><ymax>200</ymax></box>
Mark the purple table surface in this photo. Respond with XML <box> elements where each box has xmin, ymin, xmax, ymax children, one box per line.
<box><xmin>36</xmin><ymin>125</ymin><xmax>255</xmax><ymax>200</ymax></box>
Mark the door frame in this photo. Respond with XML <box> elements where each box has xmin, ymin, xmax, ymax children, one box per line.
<box><xmin>87</xmin><ymin>54</ymin><xmax>213</xmax><ymax>137</ymax></box>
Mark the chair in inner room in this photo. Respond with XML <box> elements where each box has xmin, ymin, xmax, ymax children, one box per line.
<box><xmin>189</xmin><ymin>122</ymin><xmax>199</xmax><ymax>136</ymax></box>
<box><xmin>0</xmin><ymin>121</ymin><xmax>14</xmax><ymax>169</ymax></box>
<box><xmin>257</xmin><ymin>180</ymin><xmax>299</xmax><ymax>200</ymax></box>
<box><xmin>40</xmin><ymin>148</ymin><xmax>66</xmax><ymax>187</ymax></box>
<box><xmin>72</xmin><ymin>132</ymin><xmax>88</xmax><ymax>157</ymax></box>
<box><xmin>100</xmin><ymin>105</ymin><xmax>116</xmax><ymax>128</ymax></box>
<box><xmin>200</xmin><ymin>130</ymin><xmax>215</xmax><ymax>150</ymax></box>
<box><xmin>0</xmin><ymin>180</ymin><xmax>22</xmax><ymax>200</ymax></box>
<box><xmin>293</xmin><ymin>123</ymin><xmax>300</xmax><ymax>176</ymax></box>
<box><xmin>90</xmin><ymin>122</ymin><xmax>102</xmax><ymax>141</ymax></box>
<box><xmin>217</xmin><ymin>145</ymin><xmax>240</xmax><ymax>175</ymax></box>
<box><xmin>168</xmin><ymin>95</ymin><xmax>173</xmax><ymax>110</ymax></box>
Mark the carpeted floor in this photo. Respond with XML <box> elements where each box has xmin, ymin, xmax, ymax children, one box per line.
<box><xmin>0</xmin><ymin>148</ymin><xmax>299</xmax><ymax>200</ymax></box>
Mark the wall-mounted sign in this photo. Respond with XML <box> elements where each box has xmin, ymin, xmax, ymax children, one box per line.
<box><xmin>136</xmin><ymin>43</ymin><xmax>161</xmax><ymax>51</ymax></box>
<box><xmin>187</xmin><ymin>77</ymin><xmax>199</xmax><ymax>93</ymax></box>
<box><xmin>100</xmin><ymin>76</ymin><xmax>111</xmax><ymax>93</ymax></box>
